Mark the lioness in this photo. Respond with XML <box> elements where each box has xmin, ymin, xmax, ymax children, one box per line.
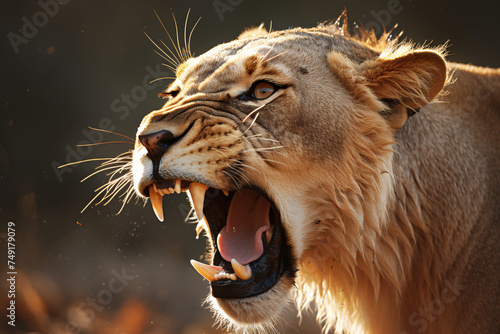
<box><xmin>131</xmin><ymin>16</ymin><xmax>500</xmax><ymax>334</ymax></box>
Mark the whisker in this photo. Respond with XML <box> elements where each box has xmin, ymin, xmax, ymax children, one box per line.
<box><xmin>243</xmin><ymin>112</ymin><xmax>260</xmax><ymax>135</ymax></box>
<box><xmin>58</xmin><ymin>158</ymin><xmax>116</xmax><ymax>169</ymax></box>
<box><xmin>225</xmin><ymin>162</ymin><xmax>252</xmax><ymax>185</ymax></box>
<box><xmin>241</xmin><ymin>104</ymin><xmax>266</xmax><ymax>123</ymax></box>
<box><xmin>154</xmin><ymin>10</ymin><xmax>181</xmax><ymax>66</ymax></box>
<box><xmin>188</xmin><ymin>17</ymin><xmax>201</xmax><ymax>58</ymax></box>
<box><xmin>76</xmin><ymin>141</ymin><xmax>134</xmax><ymax>147</ymax></box>
<box><xmin>152</xmin><ymin>49</ymin><xmax>178</xmax><ymax>71</ymax></box>
<box><xmin>265</xmin><ymin>159</ymin><xmax>285</xmax><ymax>166</ymax></box>
<box><xmin>145</xmin><ymin>32</ymin><xmax>179</xmax><ymax>68</ymax></box>
<box><xmin>100</xmin><ymin>151</ymin><xmax>133</xmax><ymax>163</ymax></box>
<box><xmin>81</xmin><ymin>187</ymin><xmax>108</xmax><ymax>213</ymax></box>
<box><xmin>80</xmin><ymin>165</ymin><xmax>125</xmax><ymax>183</ymax></box>
<box><xmin>159</xmin><ymin>61</ymin><xmax>178</xmax><ymax>73</ymax></box>
<box><xmin>262</xmin><ymin>40</ymin><xmax>279</xmax><ymax>61</ymax></box>
<box><xmin>95</xmin><ymin>172</ymin><xmax>131</xmax><ymax>204</ymax></box>
<box><xmin>228</xmin><ymin>159</ymin><xmax>259</xmax><ymax>172</ymax></box>
<box><xmin>183</xmin><ymin>9</ymin><xmax>190</xmax><ymax>59</ymax></box>
<box><xmin>263</xmin><ymin>51</ymin><xmax>287</xmax><ymax>63</ymax></box>
<box><xmin>248</xmin><ymin>136</ymin><xmax>280</xmax><ymax>143</ymax></box>
<box><xmin>222</xmin><ymin>169</ymin><xmax>243</xmax><ymax>188</ymax></box>
<box><xmin>158</xmin><ymin>39</ymin><xmax>182</xmax><ymax>67</ymax></box>
<box><xmin>257</xmin><ymin>157</ymin><xmax>286</xmax><ymax>166</ymax></box>
<box><xmin>91</xmin><ymin>164</ymin><xmax>131</xmax><ymax>193</ymax></box>
<box><xmin>88</xmin><ymin>127</ymin><xmax>135</xmax><ymax>142</ymax></box>
<box><xmin>117</xmin><ymin>185</ymin><xmax>136</xmax><ymax>215</ymax></box>
<box><xmin>101</xmin><ymin>177</ymin><xmax>132</xmax><ymax>206</ymax></box>
<box><xmin>243</xmin><ymin>146</ymin><xmax>285</xmax><ymax>153</ymax></box>
<box><xmin>171</xmin><ymin>12</ymin><xmax>186</xmax><ymax>63</ymax></box>
<box><xmin>149</xmin><ymin>76</ymin><xmax>176</xmax><ymax>84</ymax></box>
<box><xmin>104</xmin><ymin>163</ymin><xmax>132</xmax><ymax>179</ymax></box>
<box><xmin>155</xmin><ymin>10</ymin><xmax>184</xmax><ymax>66</ymax></box>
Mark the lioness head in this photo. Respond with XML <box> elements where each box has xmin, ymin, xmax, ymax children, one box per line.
<box><xmin>132</xmin><ymin>17</ymin><xmax>447</xmax><ymax>332</ymax></box>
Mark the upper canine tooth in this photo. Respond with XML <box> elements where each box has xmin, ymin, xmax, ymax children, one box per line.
<box><xmin>148</xmin><ymin>185</ymin><xmax>164</xmax><ymax>222</ymax></box>
<box><xmin>188</xmin><ymin>182</ymin><xmax>209</xmax><ymax>221</ymax></box>
<box><xmin>190</xmin><ymin>260</ymin><xmax>223</xmax><ymax>282</ymax></box>
<box><xmin>174</xmin><ymin>180</ymin><xmax>181</xmax><ymax>194</ymax></box>
<box><xmin>231</xmin><ymin>258</ymin><xmax>252</xmax><ymax>280</ymax></box>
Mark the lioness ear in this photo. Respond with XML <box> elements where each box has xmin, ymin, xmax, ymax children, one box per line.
<box><xmin>238</xmin><ymin>23</ymin><xmax>269</xmax><ymax>40</ymax></box>
<box><xmin>362</xmin><ymin>51</ymin><xmax>447</xmax><ymax>130</ymax></box>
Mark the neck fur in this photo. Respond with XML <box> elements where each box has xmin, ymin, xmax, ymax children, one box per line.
<box><xmin>294</xmin><ymin>111</ymin><xmax>427</xmax><ymax>333</ymax></box>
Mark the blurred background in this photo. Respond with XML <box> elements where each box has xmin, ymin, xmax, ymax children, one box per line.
<box><xmin>1</xmin><ymin>0</ymin><xmax>499</xmax><ymax>333</ymax></box>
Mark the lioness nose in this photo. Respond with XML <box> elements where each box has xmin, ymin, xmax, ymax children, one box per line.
<box><xmin>139</xmin><ymin>130</ymin><xmax>176</xmax><ymax>161</ymax></box>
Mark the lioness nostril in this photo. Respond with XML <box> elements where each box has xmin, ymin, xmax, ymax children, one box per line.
<box><xmin>138</xmin><ymin>129</ymin><xmax>181</xmax><ymax>181</ymax></box>
<box><xmin>139</xmin><ymin>130</ymin><xmax>176</xmax><ymax>158</ymax></box>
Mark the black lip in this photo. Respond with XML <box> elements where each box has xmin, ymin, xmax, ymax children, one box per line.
<box><xmin>202</xmin><ymin>187</ymin><xmax>295</xmax><ymax>299</ymax></box>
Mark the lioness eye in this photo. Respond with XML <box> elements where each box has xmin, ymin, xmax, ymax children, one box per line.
<box><xmin>166</xmin><ymin>90</ymin><xmax>180</xmax><ymax>99</ymax></box>
<box><xmin>238</xmin><ymin>80</ymin><xmax>285</xmax><ymax>101</ymax></box>
<box><xmin>253</xmin><ymin>82</ymin><xmax>275</xmax><ymax>99</ymax></box>
<box><xmin>159</xmin><ymin>88</ymin><xmax>180</xmax><ymax>99</ymax></box>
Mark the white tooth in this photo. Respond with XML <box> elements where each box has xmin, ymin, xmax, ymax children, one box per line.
<box><xmin>168</xmin><ymin>187</ymin><xmax>174</xmax><ymax>194</ymax></box>
<box><xmin>229</xmin><ymin>274</ymin><xmax>237</xmax><ymax>281</ymax></box>
<box><xmin>174</xmin><ymin>180</ymin><xmax>181</xmax><ymax>194</ymax></box>
<box><xmin>149</xmin><ymin>185</ymin><xmax>164</xmax><ymax>222</ymax></box>
<box><xmin>231</xmin><ymin>259</ymin><xmax>252</xmax><ymax>280</ymax></box>
<box><xmin>222</xmin><ymin>190</ymin><xmax>229</xmax><ymax>196</ymax></box>
<box><xmin>188</xmin><ymin>182</ymin><xmax>209</xmax><ymax>221</ymax></box>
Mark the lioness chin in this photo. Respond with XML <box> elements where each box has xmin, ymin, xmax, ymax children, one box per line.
<box><xmin>130</xmin><ymin>14</ymin><xmax>500</xmax><ymax>334</ymax></box>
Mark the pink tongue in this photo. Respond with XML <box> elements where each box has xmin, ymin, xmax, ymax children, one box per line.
<box><xmin>217</xmin><ymin>189</ymin><xmax>270</xmax><ymax>265</ymax></box>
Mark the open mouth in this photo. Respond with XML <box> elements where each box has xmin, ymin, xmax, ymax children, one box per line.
<box><xmin>143</xmin><ymin>180</ymin><xmax>295</xmax><ymax>299</ymax></box>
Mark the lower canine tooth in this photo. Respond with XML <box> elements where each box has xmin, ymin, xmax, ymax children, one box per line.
<box><xmin>231</xmin><ymin>259</ymin><xmax>252</xmax><ymax>280</ymax></box>
<box><xmin>190</xmin><ymin>260</ymin><xmax>223</xmax><ymax>282</ymax></box>
<box><xmin>149</xmin><ymin>185</ymin><xmax>164</xmax><ymax>222</ymax></box>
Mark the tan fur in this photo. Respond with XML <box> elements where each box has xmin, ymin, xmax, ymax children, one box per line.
<box><xmin>132</xmin><ymin>16</ymin><xmax>500</xmax><ymax>334</ymax></box>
